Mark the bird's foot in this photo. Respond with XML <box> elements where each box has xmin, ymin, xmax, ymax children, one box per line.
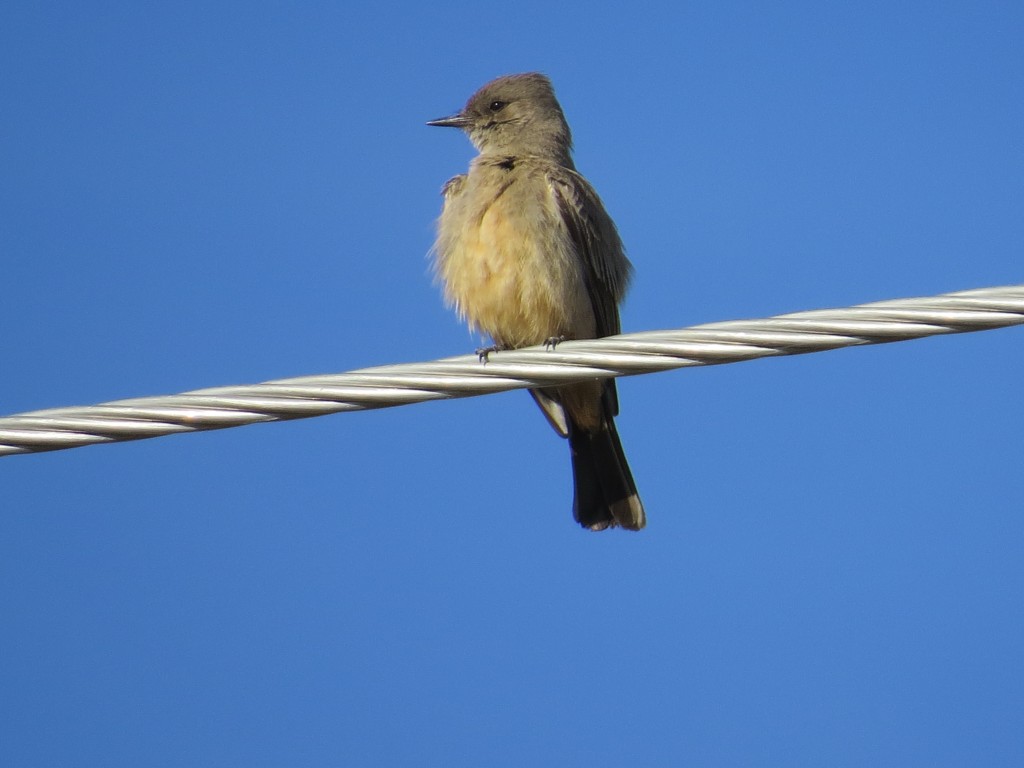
<box><xmin>544</xmin><ymin>335</ymin><xmax>566</xmax><ymax>350</ymax></box>
<box><xmin>476</xmin><ymin>343</ymin><xmax>505</xmax><ymax>363</ymax></box>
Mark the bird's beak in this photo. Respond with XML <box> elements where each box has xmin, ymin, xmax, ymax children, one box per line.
<box><xmin>426</xmin><ymin>113</ymin><xmax>471</xmax><ymax>128</ymax></box>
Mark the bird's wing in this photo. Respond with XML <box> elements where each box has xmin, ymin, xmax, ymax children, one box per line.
<box><xmin>441</xmin><ymin>173</ymin><xmax>467</xmax><ymax>201</ymax></box>
<box><xmin>546</xmin><ymin>168</ymin><xmax>632</xmax><ymax>340</ymax></box>
<box><xmin>547</xmin><ymin>167</ymin><xmax>633</xmax><ymax>417</ymax></box>
<box><xmin>529</xmin><ymin>389</ymin><xmax>571</xmax><ymax>437</ymax></box>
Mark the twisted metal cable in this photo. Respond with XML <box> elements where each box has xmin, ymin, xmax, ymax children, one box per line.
<box><xmin>2</xmin><ymin>284</ymin><xmax>1022</xmax><ymax>458</ymax></box>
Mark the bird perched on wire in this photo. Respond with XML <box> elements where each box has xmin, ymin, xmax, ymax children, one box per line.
<box><xmin>428</xmin><ymin>73</ymin><xmax>645</xmax><ymax>531</ymax></box>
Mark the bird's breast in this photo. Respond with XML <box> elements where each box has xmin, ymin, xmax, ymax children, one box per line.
<box><xmin>435</xmin><ymin>171</ymin><xmax>589</xmax><ymax>348</ymax></box>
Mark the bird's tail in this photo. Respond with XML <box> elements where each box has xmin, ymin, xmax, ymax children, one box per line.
<box><xmin>568</xmin><ymin>419</ymin><xmax>645</xmax><ymax>531</ymax></box>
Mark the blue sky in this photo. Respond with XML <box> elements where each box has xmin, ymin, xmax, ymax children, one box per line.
<box><xmin>2</xmin><ymin>2</ymin><xmax>1023</xmax><ymax>765</ymax></box>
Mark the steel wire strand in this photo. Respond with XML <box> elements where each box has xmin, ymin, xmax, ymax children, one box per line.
<box><xmin>1</xmin><ymin>284</ymin><xmax>1022</xmax><ymax>457</ymax></box>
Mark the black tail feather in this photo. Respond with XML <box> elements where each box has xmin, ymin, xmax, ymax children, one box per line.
<box><xmin>568</xmin><ymin>419</ymin><xmax>645</xmax><ymax>531</ymax></box>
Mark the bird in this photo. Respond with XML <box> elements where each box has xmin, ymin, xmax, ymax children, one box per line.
<box><xmin>428</xmin><ymin>73</ymin><xmax>645</xmax><ymax>531</ymax></box>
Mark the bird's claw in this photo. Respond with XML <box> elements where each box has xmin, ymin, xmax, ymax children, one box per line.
<box><xmin>544</xmin><ymin>335</ymin><xmax>566</xmax><ymax>350</ymax></box>
<box><xmin>476</xmin><ymin>344</ymin><xmax>505</xmax><ymax>363</ymax></box>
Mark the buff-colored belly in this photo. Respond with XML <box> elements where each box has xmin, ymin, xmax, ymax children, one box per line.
<box><xmin>440</xmin><ymin>201</ymin><xmax>580</xmax><ymax>348</ymax></box>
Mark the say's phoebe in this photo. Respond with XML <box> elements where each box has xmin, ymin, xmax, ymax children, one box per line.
<box><xmin>428</xmin><ymin>72</ymin><xmax>645</xmax><ymax>531</ymax></box>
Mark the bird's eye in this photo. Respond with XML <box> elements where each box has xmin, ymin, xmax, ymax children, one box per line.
<box><xmin>488</xmin><ymin>100</ymin><xmax>507</xmax><ymax>112</ymax></box>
